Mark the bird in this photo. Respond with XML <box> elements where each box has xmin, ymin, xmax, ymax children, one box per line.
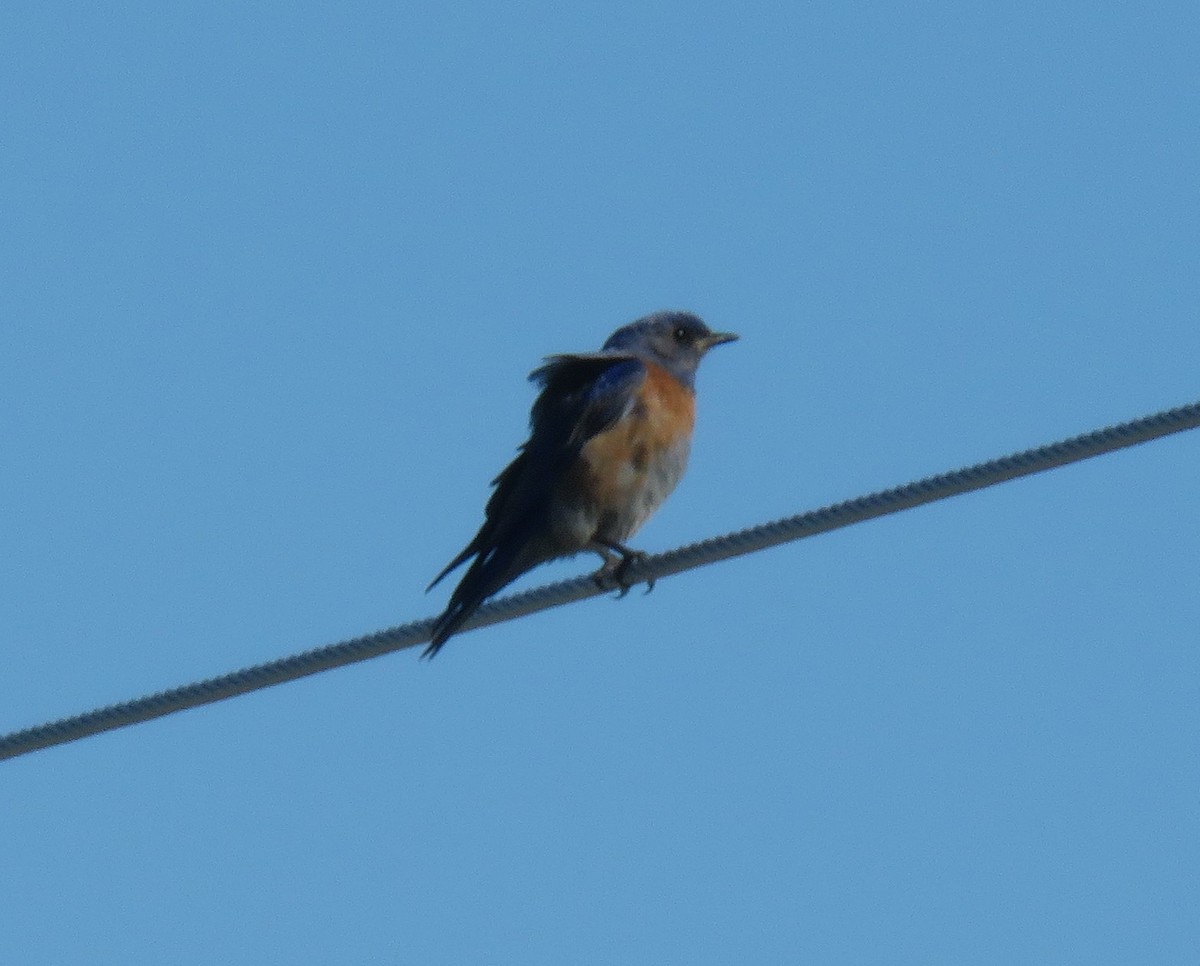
<box><xmin>424</xmin><ymin>310</ymin><xmax>738</xmax><ymax>657</ymax></box>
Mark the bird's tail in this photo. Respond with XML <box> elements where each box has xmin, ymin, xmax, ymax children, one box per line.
<box><xmin>424</xmin><ymin>542</ymin><xmax>533</xmax><ymax>658</ymax></box>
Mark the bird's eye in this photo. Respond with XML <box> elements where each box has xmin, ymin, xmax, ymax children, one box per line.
<box><xmin>672</xmin><ymin>326</ymin><xmax>688</xmax><ymax>342</ymax></box>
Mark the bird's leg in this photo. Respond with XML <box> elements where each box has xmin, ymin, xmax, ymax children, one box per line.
<box><xmin>588</xmin><ymin>538</ymin><xmax>655</xmax><ymax>598</ymax></box>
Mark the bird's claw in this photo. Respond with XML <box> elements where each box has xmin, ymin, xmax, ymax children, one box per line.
<box><xmin>592</xmin><ymin>549</ymin><xmax>653</xmax><ymax>598</ymax></box>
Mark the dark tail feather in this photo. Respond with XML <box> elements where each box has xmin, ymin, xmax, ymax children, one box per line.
<box><xmin>426</xmin><ymin>544</ymin><xmax>476</xmax><ymax>593</ymax></box>
<box><xmin>423</xmin><ymin>603</ymin><xmax>473</xmax><ymax>659</ymax></box>
<box><xmin>423</xmin><ymin>544</ymin><xmax>528</xmax><ymax>658</ymax></box>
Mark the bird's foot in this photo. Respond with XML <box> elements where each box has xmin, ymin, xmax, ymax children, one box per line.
<box><xmin>590</xmin><ymin>542</ymin><xmax>655</xmax><ymax>598</ymax></box>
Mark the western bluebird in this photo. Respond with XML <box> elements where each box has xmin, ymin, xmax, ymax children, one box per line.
<box><xmin>425</xmin><ymin>310</ymin><xmax>737</xmax><ymax>657</ymax></box>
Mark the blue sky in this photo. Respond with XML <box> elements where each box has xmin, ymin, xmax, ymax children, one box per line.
<box><xmin>3</xmin><ymin>2</ymin><xmax>1198</xmax><ymax>962</ymax></box>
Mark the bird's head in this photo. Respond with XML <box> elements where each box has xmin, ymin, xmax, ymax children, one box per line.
<box><xmin>602</xmin><ymin>311</ymin><xmax>738</xmax><ymax>388</ymax></box>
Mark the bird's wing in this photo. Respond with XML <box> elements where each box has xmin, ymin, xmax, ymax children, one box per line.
<box><xmin>527</xmin><ymin>351</ymin><xmax>646</xmax><ymax>454</ymax></box>
<box><xmin>427</xmin><ymin>352</ymin><xmax>646</xmax><ymax>590</ymax></box>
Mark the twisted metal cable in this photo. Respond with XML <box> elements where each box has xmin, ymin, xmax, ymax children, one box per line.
<box><xmin>3</xmin><ymin>399</ymin><xmax>1198</xmax><ymax>763</ymax></box>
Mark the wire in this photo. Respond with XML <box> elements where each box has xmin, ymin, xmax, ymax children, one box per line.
<box><xmin>3</xmin><ymin>398</ymin><xmax>1198</xmax><ymax>763</ymax></box>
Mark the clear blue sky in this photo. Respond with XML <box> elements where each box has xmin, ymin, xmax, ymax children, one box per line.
<box><xmin>3</xmin><ymin>2</ymin><xmax>1198</xmax><ymax>963</ymax></box>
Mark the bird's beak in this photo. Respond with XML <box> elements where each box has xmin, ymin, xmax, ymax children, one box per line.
<box><xmin>700</xmin><ymin>331</ymin><xmax>739</xmax><ymax>351</ymax></box>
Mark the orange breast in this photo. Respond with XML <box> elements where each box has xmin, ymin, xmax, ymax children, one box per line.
<box><xmin>566</xmin><ymin>363</ymin><xmax>696</xmax><ymax>541</ymax></box>
<box><xmin>641</xmin><ymin>363</ymin><xmax>697</xmax><ymax>439</ymax></box>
